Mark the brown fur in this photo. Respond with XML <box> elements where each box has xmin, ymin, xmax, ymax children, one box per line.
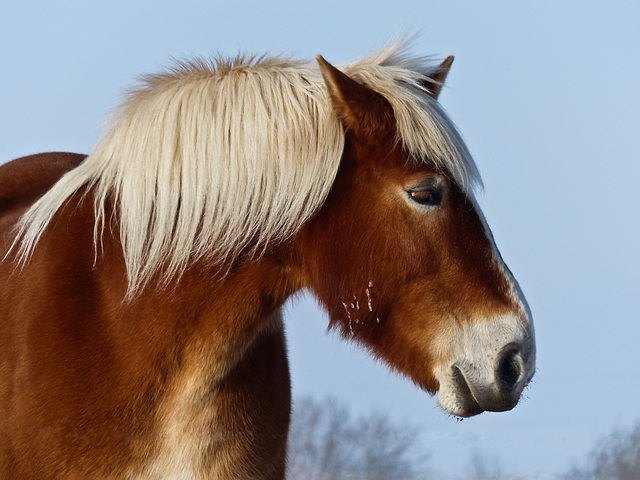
<box><xmin>0</xmin><ymin>57</ymin><xmax>530</xmax><ymax>478</ymax></box>
<box><xmin>1</xmin><ymin>157</ymin><xmax>298</xmax><ymax>478</ymax></box>
<box><xmin>300</xmin><ymin>132</ymin><xmax>517</xmax><ymax>394</ymax></box>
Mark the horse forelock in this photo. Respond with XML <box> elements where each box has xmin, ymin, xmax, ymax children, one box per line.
<box><xmin>13</xmin><ymin>40</ymin><xmax>482</xmax><ymax>295</ymax></box>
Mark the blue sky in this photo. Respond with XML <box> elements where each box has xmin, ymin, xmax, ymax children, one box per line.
<box><xmin>2</xmin><ymin>1</ymin><xmax>640</xmax><ymax>477</ymax></box>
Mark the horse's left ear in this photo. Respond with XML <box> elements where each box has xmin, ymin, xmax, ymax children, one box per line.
<box><xmin>424</xmin><ymin>56</ymin><xmax>454</xmax><ymax>100</ymax></box>
<box><xmin>316</xmin><ymin>55</ymin><xmax>394</xmax><ymax>141</ymax></box>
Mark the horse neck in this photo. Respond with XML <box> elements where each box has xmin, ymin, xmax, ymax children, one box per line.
<box><xmin>1</xmin><ymin>185</ymin><xmax>298</xmax><ymax>478</ymax></box>
<box><xmin>97</xmin><ymin>239</ymin><xmax>299</xmax><ymax>477</ymax></box>
<box><xmin>96</xmin><ymin>236</ymin><xmax>304</xmax><ymax>380</ymax></box>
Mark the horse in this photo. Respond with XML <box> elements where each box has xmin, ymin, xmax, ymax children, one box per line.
<box><xmin>0</xmin><ymin>42</ymin><xmax>535</xmax><ymax>479</ymax></box>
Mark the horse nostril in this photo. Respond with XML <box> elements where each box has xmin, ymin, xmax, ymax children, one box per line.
<box><xmin>496</xmin><ymin>347</ymin><xmax>524</xmax><ymax>393</ymax></box>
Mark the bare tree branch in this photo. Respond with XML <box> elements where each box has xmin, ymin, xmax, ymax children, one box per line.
<box><xmin>287</xmin><ymin>397</ymin><xmax>430</xmax><ymax>480</ymax></box>
<box><xmin>563</xmin><ymin>421</ymin><xmax>640</xmax><ymax>480</ymax></box>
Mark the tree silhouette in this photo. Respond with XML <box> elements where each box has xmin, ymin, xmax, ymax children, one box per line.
<box><xmin>564</xmin><ymin>421</ymin><xmax>640</xmax><ymax>480</ymax></box>
<box><xmin>287</xmin><ymin>397</ymin><xmax>429</xmax><ymax>480</ymax></box>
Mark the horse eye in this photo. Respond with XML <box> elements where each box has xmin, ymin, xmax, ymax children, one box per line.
<box><xmin>408</xmin><ymin>184</ymin><xmax>443</xmax><ymax>207</ymax></box>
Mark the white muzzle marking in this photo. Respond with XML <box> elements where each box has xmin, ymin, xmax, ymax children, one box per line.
<box><xmin>435</xmin><ymin>314</ymin><xmax>535</xmax><ymax>417</ymax></box>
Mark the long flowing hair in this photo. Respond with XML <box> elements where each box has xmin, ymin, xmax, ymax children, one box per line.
<box><xmin>12</xmin><ymin>40</ymin><xmax>481</xmax><ymax>294</ymax></box>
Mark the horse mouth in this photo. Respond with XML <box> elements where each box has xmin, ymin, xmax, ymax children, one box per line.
<box><xmin>443</xmin><ymin>360</ymin><xmax>525</xmax><ymax>418</ymax></box>
<box><xmin>450</xmin><ymin>366</ymin><xmax>484</xmax><ymax>417</ymax></box>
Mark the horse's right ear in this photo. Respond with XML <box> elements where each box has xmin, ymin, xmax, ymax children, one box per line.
<box><xmin>316</xmin><ymin>55</ymin><xmax>394</xmax><ymax>141</ymax></box>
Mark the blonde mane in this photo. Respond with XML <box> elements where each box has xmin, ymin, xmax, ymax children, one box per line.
<box><xmin>13</xmin><ymin>40</ymin><xmax>481</xmax><ymax>293</ymax></box>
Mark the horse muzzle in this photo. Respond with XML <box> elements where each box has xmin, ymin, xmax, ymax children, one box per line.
<box><xmin>435</xmin><ymin>315</ymin><xmax>535</xmax><ymax>418</ymax></box>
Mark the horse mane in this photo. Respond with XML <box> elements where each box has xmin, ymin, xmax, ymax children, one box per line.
<box><xmin>12</xmin><ymin>40</ymin><xmax>481</xmax><ymax>294</ymax></box>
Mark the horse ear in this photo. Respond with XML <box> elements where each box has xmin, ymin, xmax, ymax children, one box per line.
<box><xmin>316</xmin><ymin>55</ymin><xmax>394</xmax><ymax>141</ymax></box>
<box><xmin>424</xmin><ymin>56</ymin><xmax>454</xmax><ymax>100</ymax></box>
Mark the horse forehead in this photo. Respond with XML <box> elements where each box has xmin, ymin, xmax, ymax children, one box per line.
<box><xmin>349</xmin><ymin>142</ymin><xmax>443</xmax><ymax>181</ymax></box>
